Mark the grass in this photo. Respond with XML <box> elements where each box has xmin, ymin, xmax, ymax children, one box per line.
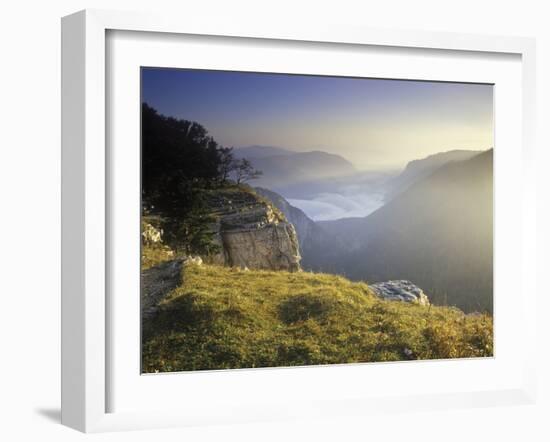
<box><xmin>141</xmin><ymin>243</ymin><xmax>175</xmax><ymax>270</ymax></box>
<box><xmin>142</xmin><ymin>264</ymin><xmax>493</xmax><ymax>373</ymax></box>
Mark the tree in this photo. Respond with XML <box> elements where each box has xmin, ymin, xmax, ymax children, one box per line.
<box><xmin>167</xmin><ymin>211</ymin><xmax>220</xmax><ymax>256</ymax></box>
<box><xmin>141</xmin><ymin>103</ymin><xmax>227</xmax><ymax>256</ymax></box>
<box><xmin>141</xmin><ymin>103</ymin><xmax>224</xmax><ymax>211</ymax></box>
<box><xmin>218</xmin><ymin>146</ymin><xmax>235</xmax><ymax>182</ymax></box>
<box><xmin>232</xmin><ymin>158</ymin><xmax>263</xmax><ymax>184</ymax></box>
<box><xmin>160</xmin><ymin>185</ymin><xmax>221</xmax><ymax>256</ymax></box>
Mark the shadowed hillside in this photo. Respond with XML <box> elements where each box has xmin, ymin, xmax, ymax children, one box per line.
<box><xmin>385</xmin><ymin>149</ymin><xmax>482</xmax><ymax>200</ymax></box>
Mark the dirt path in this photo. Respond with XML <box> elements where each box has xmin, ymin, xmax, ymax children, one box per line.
<box><xmin>141</xmin><ymin>259</ymin><xmax>183</xmax><ymax>320</ymax></box>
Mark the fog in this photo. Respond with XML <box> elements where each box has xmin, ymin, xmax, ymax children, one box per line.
<box><xmin>288</xmin><ymin>190</ymin><xmax>385</xmax><ymax>221</ymax></box>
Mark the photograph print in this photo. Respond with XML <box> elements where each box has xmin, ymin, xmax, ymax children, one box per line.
<box><xmin>140</xmin><ymin>68</ymin><xmax>494</xmax><ymax>373</ymax></box>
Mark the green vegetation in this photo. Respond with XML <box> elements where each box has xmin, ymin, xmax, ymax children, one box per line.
<box><xmin>142</xmin><ymin>264</ymin><xmax>493</xmax><ymax>373</ymax></box>
<box><xmin>141</xmin><ymin>243</ymin><xmax>175</xmax><ymax>270</ymax></box>
<box><xmin>142</xmin><ymin>104</ymin><xmax>263</xmax><ymax>258</ymax></box>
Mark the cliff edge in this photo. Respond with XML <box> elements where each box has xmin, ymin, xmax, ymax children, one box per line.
<box><xmin>205</xmin><ymin>187</ymin><xmax>302</xmax><ymax>272</ymax></box>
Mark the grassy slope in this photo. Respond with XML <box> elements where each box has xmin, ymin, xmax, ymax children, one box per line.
<box><xmin>142</xmin><ymin>264</ymin><xmax>493</xmax><ymax>373</ymax></box>
<box><xmin>141</xmin><ymin>244</ymin><xmax>175</xmax><ymax>270</ymax></box>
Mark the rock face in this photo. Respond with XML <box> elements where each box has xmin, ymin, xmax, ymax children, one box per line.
<box><xmin>370</xmin><ymin>280</ymin><xmax>430</xmax><ymax>305</ymax></box>
<box><xmin>253</xmin><ymin>187</ymin><xmax>339</xmax><ymax>271</ymax></box>
<box><xmin>222</xmin><ymin>223</ymin><xmax>301</xmax><ymax>271</ymax></box>
<box><xmin>254</xmin><ymin>187</ymin><xmax>318</xmax><ymax>250</ymax></box>
<box><xmin>141</xmin><ymin>222</ymin><xmax>163</xmax><ymax>245</ymax></box>
<box><xmin>207</xmin><ymin>188</ymin><xmax>301</xmax><ymax>272</ymax></box>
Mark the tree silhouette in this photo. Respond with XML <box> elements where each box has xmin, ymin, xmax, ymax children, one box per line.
<box><xmin>141</xmin><ymin>103</ymin><xmax>223</xmax><ymax>212</ymax></box>
<box><xmin>232</xmin><ymin>158</ymin><xmax>263</xmax><ymax>184</ymax></box>
<box><xmin>142</xmin><ymin>103</ymin><xmax>226</xmax><ymax>255</ymax></box>
<box><xmin>217</xmin><ymin>146</ymin><xmax>235</xmax><ymax>182</ymax></box>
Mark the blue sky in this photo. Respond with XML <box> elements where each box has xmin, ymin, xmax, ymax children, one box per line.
<box><xmin>142</xmin><ymin>68</ymin><xmax>493</xmax><ymax>168</ymax></box>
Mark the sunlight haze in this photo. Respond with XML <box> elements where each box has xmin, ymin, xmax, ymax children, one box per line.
<box><xmin>142</xmin><ymin>68</ymin><xmax>493</xmax><ymax>169</ymax></box>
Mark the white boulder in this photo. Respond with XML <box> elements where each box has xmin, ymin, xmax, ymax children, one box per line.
<box><xmin>370</xmin><ymin>280</ymin><xmax>430</xmax><ymax>305</ymax></box>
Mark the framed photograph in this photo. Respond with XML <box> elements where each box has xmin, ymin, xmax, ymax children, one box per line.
<box><xmin>61</xmin><ymin>9</ymin><xmax>537</xmax><ymax>432</ymax></box>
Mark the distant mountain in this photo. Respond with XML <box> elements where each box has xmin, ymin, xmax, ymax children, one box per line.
<box><xmin>313</xmin><ymin>150</ymin><xmax>493</xmax><ymax>313</ymax></box>
<box><xmin>386</xmin><ymin>149</ymin><xmax>482</xmax><ymax>200</ymax></box>
<box><xmin>249</xmin><ymin>150</ymin><xmax>356</xmax><ymax>190</ymax></box>
<box><xmin>234</xmin><ymin>145</ymin><xmax>294</xmax><ymax>159</ymax></box>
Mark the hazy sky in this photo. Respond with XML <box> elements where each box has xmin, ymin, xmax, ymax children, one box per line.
<box><xmin>142</xmin><ymin>68</ymin><xmax>493</xmax><ymax>169</ymax></box>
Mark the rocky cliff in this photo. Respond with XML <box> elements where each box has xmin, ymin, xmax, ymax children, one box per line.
<box><xmin>253</xmin><ymin>187</ymin><xmax>347</xmax><ymax>271</ymax></box>
<box><xmin>205</xmin><ymin>187</ymin><xmax>301</xmax><ymax>272</ymax></box>
<box><xmin>254</xmin><ymin>187</ymin><xmax>319</xmax><ymax>250</ymax></box>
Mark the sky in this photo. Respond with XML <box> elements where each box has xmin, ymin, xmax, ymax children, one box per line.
<box><xmin>141</xmin><ymin>68</ymin><xmax>493</xmax><ymax>169</ymax></box>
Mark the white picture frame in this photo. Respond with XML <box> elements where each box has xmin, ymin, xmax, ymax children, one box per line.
<box><xmin>61</xmin><ymin>9</ymin><xmax>537</xmax><ymax>433</ymax></box>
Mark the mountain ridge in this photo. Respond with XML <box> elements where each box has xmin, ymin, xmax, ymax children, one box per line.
<box><xmin>386</xmin><ymin>149</ymin><xmax>483</xmax><ymax>200</ymax></box>
<box><xmin>234</xmin><ymin>145</ymin><xmax>294</xmax><ymax>159</ymax></box>
<box><xmin>245</xmin><ymin>149</ymin><xmax>357</xmax><ymax>190</ymax></box>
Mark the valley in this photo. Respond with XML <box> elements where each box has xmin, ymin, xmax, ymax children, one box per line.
<box><xmin>238</xmin><ymin>146</ymin><xmax>494</xmax><ymax>314</ymax></box>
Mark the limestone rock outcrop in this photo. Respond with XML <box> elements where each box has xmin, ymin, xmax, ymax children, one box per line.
<box><xmin>141</xmin><ymin>221</ymin><xmax>163</xmax><ymax>245</ymax></box>
<box><xmin>370</xmin><ymin>280</ymin><xmax>430</xmax><ymax>305</ymax></box>
<box><xmin>254</xmin><ymin>187</ymin><xmax>320</xmax><ymax>250</ymax></box>
<box><xmin>207</xmin><ymin>188</ymin><xmax>301</xmax><ymax>272</ymax></box>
